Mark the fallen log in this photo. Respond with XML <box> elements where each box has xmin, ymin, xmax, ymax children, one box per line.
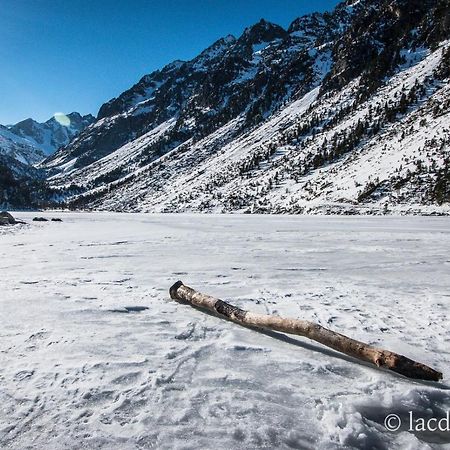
<box><xmin>169</xmin><ymin>281</ymin><xmax>443</xmax><ymax>382</ymax></box>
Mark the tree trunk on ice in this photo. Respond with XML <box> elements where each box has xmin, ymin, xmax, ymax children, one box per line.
<box><xmin>169</xmin><ymin>281</ymin><xmax>442</xmax><ymax>382</ymax></box>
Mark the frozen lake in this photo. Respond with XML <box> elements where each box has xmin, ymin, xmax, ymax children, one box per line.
<box><xmin>1</xmin><ymin>213</ymin><xmax>450</xmax><ymax>449</ymax></box>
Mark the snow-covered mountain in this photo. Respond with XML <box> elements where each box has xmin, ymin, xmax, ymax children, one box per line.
<box><xmin>0</xmin><ymin>113</ymin><xmax>94</xmax><ymax>209</ymax></box>
<box><xmin>40</xmin><ymin>0</ymin><xmax>450</xmax><ymax>213</ymax></box>
<box><xmin>0</xmin><ymin>112</ymin><xmax>95</xmax><ymax>164</ymax></box>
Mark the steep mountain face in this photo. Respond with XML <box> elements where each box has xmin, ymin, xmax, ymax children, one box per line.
<box><xmin>44</xmin><ymin>16</ymin><xmax>338</xmax><ymax>171</ymax></box>
<box><xmin>0</xmin><ymin>112</ymin><xmax>94</xmax><ymax>209</ymax></box>
<box><xmin>45</xmin><ymin>0</ymin><xmax>450</xmax><ymax>214</ymax></box>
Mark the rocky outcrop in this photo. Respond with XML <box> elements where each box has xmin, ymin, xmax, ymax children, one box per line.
<box><xmin>0</xmin><ymin>211</ymin><xmax>24</xmax><ymax>225</ymax></box>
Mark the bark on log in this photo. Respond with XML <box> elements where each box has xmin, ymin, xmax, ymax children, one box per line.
<box><xmin>169</xmin><ymin>281</ymin><xmax>443</xmax><ymax>382</ymax></box>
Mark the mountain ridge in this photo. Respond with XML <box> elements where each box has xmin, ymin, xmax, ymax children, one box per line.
<box><xmin>1</xmin><ymin>112</ymin><xmax>95</xmax><ymax>164</ymax></box>
<box><xmin>21</xmin><ymin>0</ymin><xmax>450</xmax><ymax>213</ymax></box>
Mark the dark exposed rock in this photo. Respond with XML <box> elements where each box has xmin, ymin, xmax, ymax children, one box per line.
<box><xmin>0</xmin><ymin>211</ymin><xmax>16</xmax><ymax>224</ymax></box>
<box><xmin>0</xmin><ymin>211</ymin><xmax>26</xmax><ymax>225</ymax></box>
<box><xmin>33</xmin><ymin>217</ymin><xmax>48</xmax><ymax>222</ymax></box>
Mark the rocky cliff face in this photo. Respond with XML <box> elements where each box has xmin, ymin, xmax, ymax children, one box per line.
<box><xmin>43</xmin><ymin>13</ymin><xmax>344</xmax><ymax>172</ymax></box>
<box><xmin>43</xmin><ymin>0</ymin><xmax>450</xmax><ymax>214</ymax></box>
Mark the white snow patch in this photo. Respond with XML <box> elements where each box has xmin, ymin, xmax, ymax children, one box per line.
<box><xmin>1</xmin><ymin>213</ymin><xmax>449</xmax><ymax>449</ymax></box>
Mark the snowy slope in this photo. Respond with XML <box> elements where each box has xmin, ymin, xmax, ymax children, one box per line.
<box><xmin>1</xmin><ymin>213</ymin><xmax>449</xmax><ymax>448</ymax></box>
<box><xmin>0</xmin><ymin>125</ymin><xmax>47</xmax><ymax>166</ymax></box>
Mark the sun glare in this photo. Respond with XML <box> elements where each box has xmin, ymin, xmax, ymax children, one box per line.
<box><xmin>54</xmin><ymin>112</ymin><xmax>71</xmax><ymax>127</ymax></box>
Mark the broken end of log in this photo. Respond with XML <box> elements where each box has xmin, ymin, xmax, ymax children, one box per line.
<box><xmin>170</xmin><ymin>280</ymin><xmax>185</xmax><ymax>300</ymax></box>
<box><xmin>376</xmin><ymin>352</ymin><xmax>443</xmax><ymax>382</ymax></box>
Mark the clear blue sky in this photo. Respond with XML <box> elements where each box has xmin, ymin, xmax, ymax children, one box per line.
<box><xmin>0</xmin><ymin>0</ymin><xmax>340</xmax><ymax>125</ymax></box>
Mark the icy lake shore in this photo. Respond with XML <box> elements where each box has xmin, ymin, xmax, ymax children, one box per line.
<box><xmin>1</xmin><ymin>212</ymin><xmax>450</xmax><ymax>449</ymax></box>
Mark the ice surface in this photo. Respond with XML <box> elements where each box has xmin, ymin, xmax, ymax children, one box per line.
<box><xmin>1</xmin><ymin>213</ymin><xmax>450</xmax><ymax>449</ymax></box>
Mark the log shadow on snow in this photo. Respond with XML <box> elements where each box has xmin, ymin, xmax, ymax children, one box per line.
<box><xmin>189</xmin><ymin>304</ymin><xmax>449</xmax><ymax>388</ymax></box>
<box><xmin>108</xmin><ymin>306</ymin><xmax>150</xmax><ymax>313</ymax></box>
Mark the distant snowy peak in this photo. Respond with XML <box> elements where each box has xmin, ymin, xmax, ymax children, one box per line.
<box><xmin>0</xmin><ymin>112</ymin><xmax>95</xmax><ymax>171</ymax></box>
<box><xmin>10</xmin><ymin>112</ymin><xmax>95</xmax><ymax>156</ymax></box>
<box><xmin>45</xmin><ymin>112</ymin><xmax>95</xmax><ymax>132</ymax></box>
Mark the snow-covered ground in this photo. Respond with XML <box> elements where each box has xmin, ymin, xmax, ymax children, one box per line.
<box><xmin>1</xmin><ymin>213</ymin><xmax>450</xmax><ymax>449</ymax></box>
